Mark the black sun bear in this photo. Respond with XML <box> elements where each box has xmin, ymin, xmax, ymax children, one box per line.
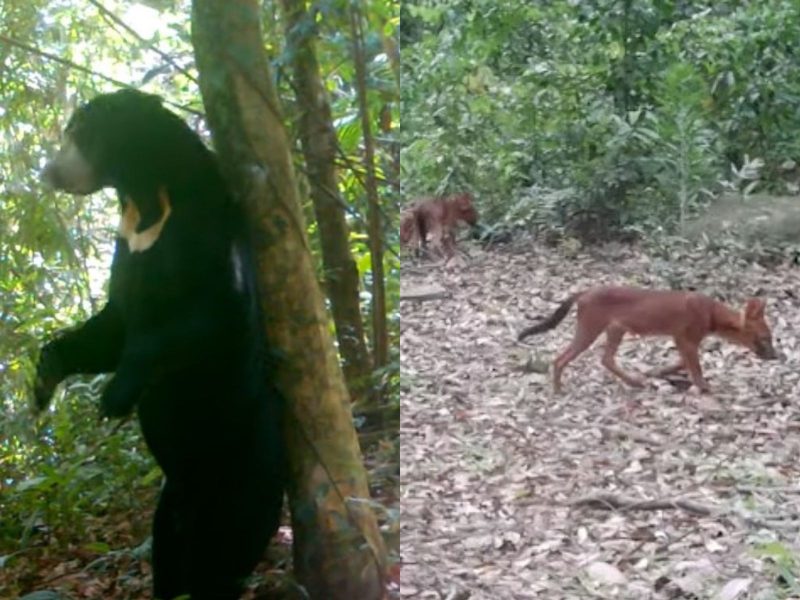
<box><xmin>35</xmin><ymin>89</ymin><xmax>286</xmax><ymax>600</ymax></box>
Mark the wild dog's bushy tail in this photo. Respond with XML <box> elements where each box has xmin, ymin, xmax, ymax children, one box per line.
<box><xmin>517</xmin><ymin>292</ymin><xmax>582</xmax><ymax>341</ymax></box>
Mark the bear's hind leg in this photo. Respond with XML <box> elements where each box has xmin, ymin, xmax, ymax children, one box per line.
<box><xmin>152</xmin><ymin>481</ymin><xmax>190</xmax><ymax>600</ymax></box>
<box><xmin>186</xmin><ymin>484</ymin><xmax>279</xmax><ymax>600</ymax></box>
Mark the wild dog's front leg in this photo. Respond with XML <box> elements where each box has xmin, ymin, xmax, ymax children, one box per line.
<box><xmin>35</xmin><ymin>302</ymin><xmax>124</xmax><ymax>410</ymax></box>
<box><xmin>674</xmin><ymin>337</ymin><xmax>710</xmax><ymax>393</ymax></box>
<box><xmin>440</xmin><ymin>228</ymin><xmax>458</xmax><ymax>258</ymax></box>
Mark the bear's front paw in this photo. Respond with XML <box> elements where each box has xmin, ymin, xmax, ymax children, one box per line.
<box><xmin>34</xmin><ymin>344</ymin><xmax>64</xmax><ymax>411</ymax></box>
<box><xmin>100</xmin><ymin>374</ymin><xmax>142</xmax><ymax>418</ymax></box>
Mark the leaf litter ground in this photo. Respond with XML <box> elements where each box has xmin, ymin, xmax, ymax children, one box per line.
<box><xmin>401</xmin><ymin>240</ymin><xmax>800</xmax><ymax>600</ymax></box>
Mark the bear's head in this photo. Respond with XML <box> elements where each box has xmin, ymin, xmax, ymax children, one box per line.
<box><xmin>42</xmin><ymin>89</ymin><xmax>187</xmax><ymax>195</ymax></box>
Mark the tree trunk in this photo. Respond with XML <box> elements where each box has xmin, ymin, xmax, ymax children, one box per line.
<box><xmin>279</xmin><ymin>0</ymin><xmax>373</xmax><ymax>407</ymax></box>
<box><xmin>349</xmin><ymin>6</ymin><xmax>389</xmax><ymax>374</ymax></box>
<box><xmin>191</xmin><ymin>2</ymin><xmax>387</xmax><ymax>598</ymax></box>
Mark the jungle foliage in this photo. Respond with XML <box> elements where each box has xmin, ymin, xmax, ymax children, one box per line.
<box><xmin>401</xmin><ymin>0</ymin><xmax>800</xmax><ymax>241</ymax></box>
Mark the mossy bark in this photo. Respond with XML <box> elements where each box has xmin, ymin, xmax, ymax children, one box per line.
<box><xmin>191</xmin><ymin>1</ymin><xmax>387</xmax><ymax>597</ymax></box>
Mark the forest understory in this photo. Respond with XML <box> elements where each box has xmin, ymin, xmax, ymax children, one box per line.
<box><xmin>401</xmin><ymin>239</ymin><xmax>800</xmax><ymax>599</ymax></box>
<box><xmin>1</xmin><ymin>432</ymin><xmax>400</xmax><ymax>600</ymax></box>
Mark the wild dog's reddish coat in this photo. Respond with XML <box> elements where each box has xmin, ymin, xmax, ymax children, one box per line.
<box><xmin>518</xmin><ymin>286</ymin><xmax>777</xmax><ymax>393</ymax></box>
<box><xmin>400</xmin><ymin>193</ymin><xmax>478</xmax><ymax>258</ymax></box>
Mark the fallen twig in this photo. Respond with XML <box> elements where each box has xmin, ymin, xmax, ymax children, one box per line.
<box><xmin>569</xmin><ymin>493</ymin><xmax>715</xmax><ymax>516</ymax></box>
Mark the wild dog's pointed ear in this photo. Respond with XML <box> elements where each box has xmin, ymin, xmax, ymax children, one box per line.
<box><xmin>744</xmin><ymin>298</ymin><xmax>766</xmax><ymax>320</ymax></box>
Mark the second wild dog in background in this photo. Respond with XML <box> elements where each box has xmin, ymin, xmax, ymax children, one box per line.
<box><xmin>400</xmin><ymin>192</ymin><xmax>478</xmax><ymax>259</ymax></box>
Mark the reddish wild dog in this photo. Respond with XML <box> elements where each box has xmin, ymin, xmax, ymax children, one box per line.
<box><xmin>400</xmin><ymin>193</ymin><xmax>478</xmax><ymax>258</ymax></box>
<box><xmin>517</xmin><ymin>286</ymin><xmax>777</xmax><ymax>393</ymax></box>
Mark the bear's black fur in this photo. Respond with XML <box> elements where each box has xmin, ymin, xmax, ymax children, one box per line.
<box><xmin>36</xmin><ymin>89</ymin><xmax>286</xmax><ymax>600</ymax></box>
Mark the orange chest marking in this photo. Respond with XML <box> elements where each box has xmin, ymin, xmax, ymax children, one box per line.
<box><xmin>118</xmin><ymin>189</ymin><xmax>172</xmax><ymax>253</ymax></box>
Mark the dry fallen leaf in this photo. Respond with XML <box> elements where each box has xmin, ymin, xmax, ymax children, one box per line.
<box><xmin>402</xmin><ymin>241</ymin><xmax>800</xmax><ymax>599</ymax></box>
<box><xmin>585</xmin><ymin>561</ymin><xmax>627</xmax><ymax>585</ymax></box>
<box><xmin>715</xmin><ymin>577</ymin><xmax>752</xmax><ymax>600</ymax></box>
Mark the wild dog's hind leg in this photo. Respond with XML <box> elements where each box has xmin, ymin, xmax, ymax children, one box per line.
<box><xmin>552</xmin><ymin>315</ymin><xmax>605</xmax><ymax>394</ymax></box>
<box><xmin>601</xmin><ymin>324</ymin><xmax>646</xmax><ymax>388</ymax></box>
<box><xmin>427</xmin><ymin>219</ymin><xmax>447</xmax><ymax>259</ymax></box>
